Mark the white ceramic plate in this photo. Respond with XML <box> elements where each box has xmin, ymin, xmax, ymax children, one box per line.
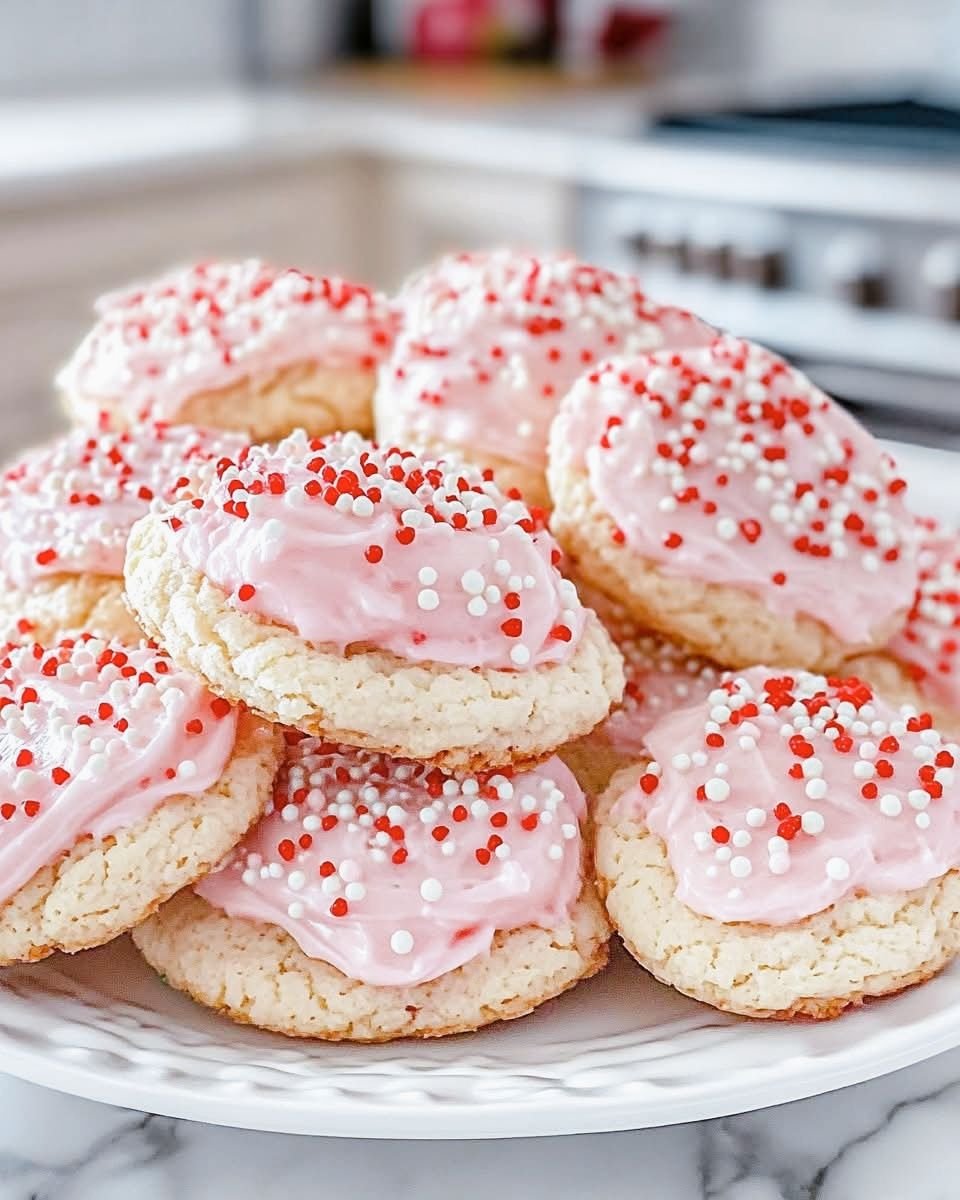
<box><xmin>0</xmin><ymin>439</ymin><xmax>957</xmax><ymax>1139</ymax></box>
<box><xmin>1</xmin><ymin>937</ymin><xmax>960</xmax><ymax>1138</ymax></box>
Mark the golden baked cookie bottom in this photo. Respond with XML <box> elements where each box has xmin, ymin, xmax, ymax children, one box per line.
<box><xmin>0</xmin><ymin>573</ymin><xmax>143</xmax><ymax>646</ymax></box>
<box><xmin>133</xmin><ymin>884</ymin><xmax>610</xmax><ymax>1042</ymax></box>
<box><xmin>0</xmin><ymin>712</ymin><xmax>281</xmax><ymax>964</ymax></box>
<box><xmin>594</xmin><ymin>767</ymin><xmax>960</xmax><ymax>1020</ymax></box>
<box><xmin>63</xmin><ymin>359</ymin><xmax>376</xmax><ymax>443</ymax></box>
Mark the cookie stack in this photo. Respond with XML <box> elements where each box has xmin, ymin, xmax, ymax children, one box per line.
<box><xmin>124</xmin><ymin>427</ymin><xmax>621</xmax><ymax>1039</ymax></box>
<box><xmin>372</xmin><ymin>254</ymin><xmax>960</xmax><ymax>1021</ymax></box>
<box><xmin>2</xmin><ymin>248</ymin><xmax>960</xmax><ymax>1038</ymax></box>
<box><xmin>542</xmin><ymin>332</ymin><xmax>960</xmax><ymax>1019</ymax></box>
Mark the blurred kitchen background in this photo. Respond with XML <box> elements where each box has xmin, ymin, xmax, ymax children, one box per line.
<box><xmin>2</xmin><ymin>0</ymin><xmax>960</xmax><ymax>453</ymax></box>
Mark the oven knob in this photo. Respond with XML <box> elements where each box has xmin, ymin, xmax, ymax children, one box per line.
<box><xmin>687</xmin><ymin>216</ymin><xmax>732</xmax><ymax>278</ymax></box>
<box><xmin>646</xmin><ymin>215</ymin><xmax>689</xmax><ymax>269</ymax></box>
<box><xmin>824</xmin><ymin>234</ymin><xmax>887</xmax><ymax>307</ymax></box>
<box><xmin>730</xmin><ymin>245</ymin><xmax>786</xmax><ymax>289</ymax></box>
<box><xmin>922</xmin><ymin>240</ymin><xmax>960</xmax><ymax>320</ymax></box>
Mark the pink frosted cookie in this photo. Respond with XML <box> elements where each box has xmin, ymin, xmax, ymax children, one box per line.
<box><xmin>124</xmin><ymin>430</ymin><xmax>624</xmax><ymax>770</ymax></box>
<box><xmin>376</xmin><ymin>250</ymin><xmax>713</xmax><ymax>507</ymax></box>
<box><xmin>595</xmin><ymin>669</ymin><xmax>960</xmax><ymax>1018</ymax></box>
<box><xmin>0</xmin><ymin>422</ymin><xmax>246</xmax><ymax>644</ymax></box>
<box><xmin>561</xmin><ymin>589</ymin><xmax>720</xmax><ymax>796</ymax></box>
<box><xmin>58</xmin><ymin>260</ymin><xmax>398</xmax><ymax>440</ymax></box>
<box><xmin>0</xmin><ymin>635</ymin><xmax>279</xmax><ymax>963</ymax></box>
<box><xmin>548</xmin><ymin>334</ymin><xmax>919</xmax><ymax>670</ymax></box>
<box><xmin>133</xmin><ymin>736</ymin><xmax>609</xmax><ymax>1040</ymax></box>
<box><xmin>852</xmin><ymin>518</ymin><xmax>960</xmax><ymax>737</ymax></box>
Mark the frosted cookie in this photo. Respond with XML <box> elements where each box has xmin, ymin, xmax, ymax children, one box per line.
<box><xmin>0</xmin><ymin>422</ymin><xmax>246</xmax><ymax>644</ymax></box>
<box><xmin>58</xmin><ymin>260</ymin><xmax>398</xmax><ymax>440</ymax></box>
<box><xmin>0</xmin><ymin>635</ymin><xmax>280</xmax><ymax>963</ymax></box>
<box><xmin>124</xmin><ymin>431</ymin><xmax>623</xmax><ymax>770</ymax></box>
<box><xmin>548</xmin><ymin>335</ymin><xmax>919</xmax><ymax>670</ymax></box>
<box><xmin>134</xmin><ymin>738</ymin><xmax>609</xmax><ymax>1041</ymax></box>
<box><xmin>376</xmin><ymin>250</ymin><xmax>713</xmax><ymax>507</ymax></box>
<box><xmin>560</xmin><ymin>589</ymin><xmax>720</xmax><ymax>796</ymax></box>
<box><xmin>595</xmin><ymin>669</ymin><xmax>960</xmax><ymax>1019</ymax></box>
<box><xmin>851</xmin><ymin>518</ymin><xmax>960</xmax><ymax>738</ymax></box>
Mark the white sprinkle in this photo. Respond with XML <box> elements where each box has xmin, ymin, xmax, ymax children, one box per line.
<box><xmin>339</xmin><ymin>859</ymin><xmax>361</xmax><ymax>883</ymax></box>
<box><xmin>730</xmin><ymin>856</ymin><xmax>752</xmax><ymax>879</ymax></box>
<box><xmin>460</xmin><ymin>569</ymin><xmax>485</xmax><ymax>594</ymax></box>
<box><xmin>916</xmin><ymin>812</ymin><xmax>932</xmax><ymax>829</ymax></box>
<box><xmin>547</xmin><ymin>844</ymin><xmax>563</xmax><ymax>860</ymax></box>
<box><xmin>287</xmin><ymin>901</ymin><xmax>304</xmax><ymax>919</ymax></box>
<box><xmin>287</xmin><ymin>871</ymin><xmax>306</xmax><ymax>891</ymax></box>
<box><xmin>879</xmin><ymin>793</ymin><xmax>902</xmax><ymax>817</ymax></box>
<box><xmin>801</xmin><ymin>810</ymin><xmax>825</xmax><ymax>835</ymax></box>
<box><xmin>345</xmin><ymin>882</ymin><xmax>366</xmax><ymax>902</ymax></box>
<box><xmin>467</xmin><ymin>595</ymin><xmax>488</xmax><ymax>617</ymax></box>
<box><xmin>420</xmin><ymin>878</ymin><xmax>443</xmax><ymax>902</ymax></box>
<box><xmin>672</xmin><ymin>753</ymin><xmax>692</xmax><ymax>772</ymax></box>
<box><xmin>769</xmin><ymin>852</ymin><xmax>790</xmax><ymax>875</ymax></box>
<box><xmin>716</xmin><ymin>517</ymin><xmax>738</xmax><ymax>540</ymax></box>
<box><xmin>281</xmin><ymin>804</ymin><xmax>299</xmax><ymax>822</ymax></box>
<box><xmin>417</xmin><ymin>588</ymin><xmax>439</xmax><ymax>611</ymax></box>
<box><xmin>804</xmin><ymin>778</ymin><xmax>828</xmax><ymax>801</ymax></box>
<box><xmin>418</xmin><ymin>566</ymin><xmax>438</xmax><ymax>585</ymax></box>
<box><xmin>732</xmin><ymin>830</ymin><xmax>752</xmax><ymax>847</ymax></box>
<box><xmin>825</xmin><ymin>857</ymin><xmax>850</xmax><ymax>881</ymax></box>
<box><xmin>746</xmin><ymin>808</ymin><xmax>767</xmax><ymax>828</ymax></box>
<box><xmin>390</xmin><ymin>930</ymin><xmax>414</xmax><ymax>955</ymax></box>
<box><xmin>704</xmin><ymin>777</ymin><xmax>730</xmax><ymax>802</ymax></box>
<box><xmin>510</xmin><ymin>645</ymin><xmax>531</xmax><ymax>666</ymax></box>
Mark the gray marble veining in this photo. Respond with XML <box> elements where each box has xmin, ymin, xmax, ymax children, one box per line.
<box><xmin>3</xmin><ymin>1048</ymin><xmax>959</xmax><ymax>1199</ymax></box>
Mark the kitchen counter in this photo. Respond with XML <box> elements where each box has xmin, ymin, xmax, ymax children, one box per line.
<box><xmin>2</xmin><ymin>1048</ymin><xmax>959</xmax><ymax>1198</ymax></box>
<box><xmin>6</xmin><ymin>81</ymin><xmax>960</xmax><ymax>224</ymax></box>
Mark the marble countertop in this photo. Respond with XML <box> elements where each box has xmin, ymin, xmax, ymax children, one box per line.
<box><xmin>2</xmin><ymin>1048</ymin><xmax>959</xmax><ymax>1198</ymax></box>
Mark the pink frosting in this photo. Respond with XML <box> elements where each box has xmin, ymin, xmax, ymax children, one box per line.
<box><xmin>0</xmin><ymin>423</ymin><xmax>247</xmax><ymax>590</ymax></box>
<box><xmin>0</xmin><ymin>636</ymin><xmax>238</xmax><ymax>904</ymax></box>
<box><xmin>616</xmin><ymin>668</ymin><xmax>960</xmax><ymax>924</ymax></box>
<box><xmin>887</xmin><ymin>518</ymin><xmax>960</xmax><ymax>713</ymax></box>
<box><xmin>378</xmin><ymin>250</ymin><xmax>714</xmax><ymax>472</ymax></box>
<box><xmin>58</xmin><ymin>260</ymin><xmax>399</xmax><ymax>424</ymax></box>
<box><xmin>164</xmin><ymin>430</ymin><xmax>585</xmax><ymax>670</ymax></box>
<box><xmin>551</xmin><ymin>335</ymin><xmax>919</xmax><ymax>643</ymax></box>
<box><xmin>197</xmin><ymin>737</ymin><xmax>586</xmax><ymax>986</ymax></box>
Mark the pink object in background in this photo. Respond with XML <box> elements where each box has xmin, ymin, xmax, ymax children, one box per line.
<box><xmin>376</xmin><ymin>0</ymin><xmax>553</xmax><ymax>62</ymax></box>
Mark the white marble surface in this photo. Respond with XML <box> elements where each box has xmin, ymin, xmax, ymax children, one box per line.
<box><xmin>1</xmin><ymin>1049</ymin><xmax>959</xmax><ymax>1199</ymax></box>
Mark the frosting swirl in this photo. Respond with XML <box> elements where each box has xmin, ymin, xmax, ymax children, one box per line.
<box><xmin>197</xmin><ymin>736</ymin><xmax>585</xmax><ymax>986</ymax></box>
<box><xmin>551</xmin><ymin>335</ymin><xmax>918</xmax><ymax>642</ymax></box>
<box><xmin>616</xmin><ymin>668</ymin><xmax>960</xmax><ymax>924</ymax></box>
<box><xmin>379</xmin><ymin>249</ymin><xmax>713</xmax><ymax>472</ymax></box>
<box><xmin>164</xmin><ymin>430</ymin><xmax>585</xmax><ymax>670</ymax></box>
<box><xmin>58</xmin><ymin>260</ymin><xmax>398</xmax><ymax>423</ymax></box>
<box><xmin>0</xmin><ymin>636</ymin><xmax>238</xmax><ymax>904</ymax></box>
<box><xmin>0</xmin><ymin>422</ymin><xmax>246</xmax><ymax>589</ymax></box>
